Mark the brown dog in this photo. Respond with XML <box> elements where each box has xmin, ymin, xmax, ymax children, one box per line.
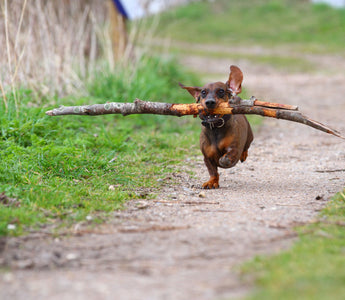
<box><xmin>180</xmin><ymin>65</ymin><xmax>253</xmax><ymax>189</ymax></box>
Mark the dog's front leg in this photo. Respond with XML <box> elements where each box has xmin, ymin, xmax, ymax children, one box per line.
<box><xmin>202</xmin><ymin>157</ymin><xmax>219</xmax><ymax>189</ymax></box>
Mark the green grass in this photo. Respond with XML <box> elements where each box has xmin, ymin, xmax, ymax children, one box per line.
<box><xmin>243</xmin><ymin>190</ymin><xmax>345</xmax><ymax>300</ymax></box>
<box><xmin>156</xmin><ymin>0</ymin><xmax>345</xmax><ymax>53</ymax></box>
<box><xmin>0</xmin><ymin>57</ymin><xmax>201</xmax><ymax>236</ymax></box>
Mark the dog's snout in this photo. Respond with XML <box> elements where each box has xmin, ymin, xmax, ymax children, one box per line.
<box><xmin>205</xmin><ymin>98</ymin><xmax>216</xmax><ymax>109</ymax></box>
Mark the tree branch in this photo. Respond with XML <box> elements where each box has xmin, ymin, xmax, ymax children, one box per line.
<box><xmin>45</xmin><ymin>98</ymin><xmax>344</xmax><ymax>139</ymax></box>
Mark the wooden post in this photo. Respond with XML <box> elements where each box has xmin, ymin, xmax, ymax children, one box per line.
<box><xmin>107</xmin><ymin>0</ymin><xmax>127</xmax><ymax>61</ymax></box>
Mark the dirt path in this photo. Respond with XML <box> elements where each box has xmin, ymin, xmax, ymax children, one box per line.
<box><xmin>1</xmin><ymin>47</ymin><xmax>345</xmax><ymax>300</ymax></box>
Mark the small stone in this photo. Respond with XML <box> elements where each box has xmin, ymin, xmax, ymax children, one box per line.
<box><xmin>3</xmin><ymin>273</ymin><xmax>14</xmax><ymax>282</ymax></box>
<box><xmin>15</xmin><ymin>259</ymin><xmax>34</xmax><ymax>269</ymax></box>
<box><xmin>66</xmin><ymin>253</ymin><xmax>79</xmax><ymax>261</ymax></box>
<box><xmin>198</xmin><ymin>192</ymin><xmax>206</xmax><ymax>198</ymax></box>
<box><xmin>7</xmin><ymin>224</ymin><xmax>16</xmax><ymax>230</ymax></box>
<box><xmin>136</xmin><ymin>201</ymin><xmax>149</xmax><ymax>209</ymax></box>
<box><xmin>86</xmin><ymin>215</ymin><xmax>93</xmax><ymax>221</ymax></box>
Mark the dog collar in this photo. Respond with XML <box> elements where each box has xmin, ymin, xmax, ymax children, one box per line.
<box><xmin>200</xmin><ymin>114</ymin><xmax>231</xmax><ymax>130</ymax></box>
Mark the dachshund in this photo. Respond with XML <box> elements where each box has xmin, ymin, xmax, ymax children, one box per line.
<box><xmin>180</xmin><ymin>65</ymin><xmax>253</xmax><ymax>189</ymax></box>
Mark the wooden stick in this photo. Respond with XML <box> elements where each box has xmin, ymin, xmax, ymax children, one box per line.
<box><xmin>45</xmin><ymin>98</ymin><xmax>344</xmax><ymax>139</ymax></box>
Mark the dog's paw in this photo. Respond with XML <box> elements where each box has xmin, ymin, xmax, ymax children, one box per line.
<box><xmin>202</xmin><ymin>180</ymin><xmax>219</xmax><ymax>189</ymax></box>
<box><xmin>219</xmin><ymin>155</ymin><xmax>237</xmax><ymax>168</ymax></box>
<box><xmin>240</xmin><ymin>150</ymin><xmax>248</xmax><ymax>162</ymax></box>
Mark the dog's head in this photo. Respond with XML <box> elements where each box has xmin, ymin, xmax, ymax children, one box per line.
<box><xmin>179</xmin><ymin>65</ymin><xmax>243</xmax><ymax>110</ymax></box>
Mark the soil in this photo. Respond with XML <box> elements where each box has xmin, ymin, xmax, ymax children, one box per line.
<box><xmin>1</xmin><ymin>45</ymin><xmax>345</xmax><ymax>300</ymax></box>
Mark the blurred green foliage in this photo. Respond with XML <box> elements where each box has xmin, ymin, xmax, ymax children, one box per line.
<box><xmin>157</xmin><ymin>0</ymin><xmax>345</xmax><ymax>53</ymax></box>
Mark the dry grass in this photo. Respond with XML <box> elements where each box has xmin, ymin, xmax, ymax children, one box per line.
<box><xmin>0</xmin><ymin>0</ymin><xmax>161</xmax><ymax>111</ymax></box>
<box><xmin>1</xmin><ymin>0</ymin><xmax>99</xmax><ymax>99</ymax></box>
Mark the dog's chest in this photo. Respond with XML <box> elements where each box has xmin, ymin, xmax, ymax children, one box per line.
<box><xmin>202</xmin><ymin>124</ymin><xmax>234</xmax><ymax>153</ymax></box>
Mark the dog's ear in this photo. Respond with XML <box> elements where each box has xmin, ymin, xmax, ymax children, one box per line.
<box><xmin>226</xmin><ymin>65</ymin><xmax>243</xmax><ymax>96</ymax></box>
<box><xmin>179</xmin><ymin>82</ymin><xmax>202</xmax><ymax>103</ymax></box>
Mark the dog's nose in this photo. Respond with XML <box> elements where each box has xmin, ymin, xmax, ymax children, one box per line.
<box><xmin>205</xmin><ymin>98</ymin><xmax>216</xmax><ymax>109</ymax></box>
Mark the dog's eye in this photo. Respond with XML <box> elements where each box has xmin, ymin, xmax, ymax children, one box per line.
<box><xmin>201</xmin><ymin>90</ymin><xmax>207</xmax><ymax>98</ymax></box>
<box><xmin>217</xmin><ymin>89</ymin><xmax>225</xmax><ymax>98</ymax></box>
